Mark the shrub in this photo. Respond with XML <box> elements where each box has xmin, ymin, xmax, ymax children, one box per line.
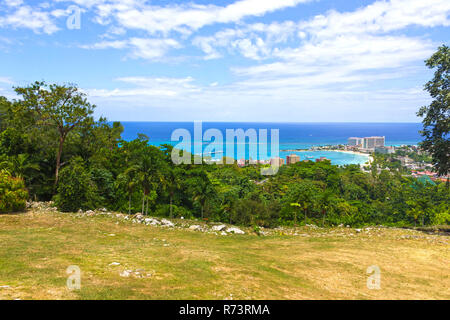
<box><xmin>0</xmin><ymin>171</ymin><xmax>28</xmax><ymax>212</ymax></box>
<box><xmin>54</xmin><ymin>157</ymin><xmax>98</xmax><ymax>212</ymax></box>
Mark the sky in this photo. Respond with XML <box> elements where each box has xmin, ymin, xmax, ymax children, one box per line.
<box><xmin>0</xmin><ymin>0</ymin><xmax>449</xmax><ymax>122</ymax></box>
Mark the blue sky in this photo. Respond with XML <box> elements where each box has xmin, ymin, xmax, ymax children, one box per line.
<box><xmin>0</xmin><ymin>0</ymin><xmax>449</xmax><ymax>122</ymax></box>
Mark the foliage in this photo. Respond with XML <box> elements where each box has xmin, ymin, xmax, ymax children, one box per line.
<box><xmin>0</xmin><ymin>80</ymin><xmax>449</xmax><ymax>228</ymax></box>
<box><xmin>0</xmin><ymin>171</ymin><xmax>28</xmax><ymax>213</ymax></box>
<box><xmin>54</xmin><ymin>157</ymin><xmax>98</xmax><ymax>212</ymax></box>
<box><xmin>417</xmin><ymin>45</ymin><xmax>450</xmax><ymax>177</ymax></box>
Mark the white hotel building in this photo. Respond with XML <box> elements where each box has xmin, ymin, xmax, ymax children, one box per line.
<box><xmin>348</xmin><ymin>136</ymin><xmax>385</xmax><ymax>151</ymax></box>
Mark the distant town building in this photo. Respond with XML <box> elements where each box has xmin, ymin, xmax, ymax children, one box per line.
<box><xmin>237</xmin><ymin>158</ymin><xmax>246</xmax><ymax>167</ymax></box>
<box><xmin>270</xmin><ymin>157</ymin><xmax>284</xmax><ymax>167</ymax></box>
<box><xmin>348</xmin><ymin>137</ymin><xmax>364</xmax><ymax>147</ymax></box>
<box><xmin>315</xmin><ymin>157</ymin><xmax>330</xmax><ymax>162</ymax></box>
<box><xmin>286</xmin><ymin>154</ymin><xmax>300</xmax><ymax>165</ymax></box>
<box><xmin>374</xmin><ymin>146</ymin><xmax>394</xmax><ymax>154</ymax></box>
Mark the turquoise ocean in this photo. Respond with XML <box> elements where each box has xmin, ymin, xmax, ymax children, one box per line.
<box><xmin>119</xmin><ymin>122</ymin><xmax>422</xmax><ymax>166</ymax></box>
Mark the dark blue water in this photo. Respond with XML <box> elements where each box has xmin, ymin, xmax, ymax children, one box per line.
<box><xmin>119</xmin><ymin>122</ymin><xmax>422</xmax><ymax>165</ymax></box>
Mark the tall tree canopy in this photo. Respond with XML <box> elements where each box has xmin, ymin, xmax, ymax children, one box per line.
<box><xmin>14</xmin><ymin>81</ymin><xmax>95</xmax><ymax>185</ymax></box>
<box><xmin>417</xmin><ymin>45</ymin><xmax>449</xmax><ymax>177</ymax></box>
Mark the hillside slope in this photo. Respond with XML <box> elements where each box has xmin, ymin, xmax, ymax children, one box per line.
<box><xmin>0</xmin><ymin>207</ymin><xmax>448</xmax><ymax>300</ymax></box>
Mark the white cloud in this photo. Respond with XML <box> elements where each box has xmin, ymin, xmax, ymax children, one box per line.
<box><xmin>193</xmin><ymin>21</ymin><xmax>298</xmax><ymax>60</ymax></box>
<box><xmin>80</xmin><ymin>37</ymin><xmax>181</xmax><ymax>60</ymax></box>
<box><xmin>0</xmin><ymin>4</ymin><xmax>60</xmax><ymax>34</ymax></box>
<box><xmin>0</xmin><ymin>76</ymin><xmax>14</xmax><ymax>85</ymax></box>
<box><xmin>4</xmin><ymin>0</ymin><xmax>23</xmax><ymax>6</ymax></box>
<box><xmin>87</xmin><ymin>76</ymin><xmax>200</xmax><ymax>98</ymax></box>
<box><xmin>72</xmin><ymin>0</ymin><xmax>311</xmax><ymax>35</ymax></box>
<box><xmin>299</xmin><ymin>0</ymin><xmax>450</xmax><ymax>39</ymax></box>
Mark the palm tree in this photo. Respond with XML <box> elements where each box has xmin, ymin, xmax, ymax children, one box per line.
<box><xmin>319</xmin><ymin>190</ymin><xmax>334</xmax><ymax>226</ymax></box>
<box><xmin>290</xmin><ymin>203</ymin><xmax>301</xmax><ymax>226</ymax></box>
<box><xmin>164</xmin><ymin>168</ymin><xmax>181</xmax><ymax>219</ymax></box>
<box><xmin>0</xmin><ymin>154</ymin><xmax>40</xmax><ymax>180</ymax></box>
<box><xmin>191</xmin><ymin>173</ymin><xmax>215</xmax><ymax>220</ymax></box>
<box><xmin>127</xmin><ymin>154</ymin><xmax>160</xmax><ymax>215</ymax></box>
<box><xmin>117</xmin><ymin>168</ymin><xmax>138</xmax><ymax>214</ymax></box>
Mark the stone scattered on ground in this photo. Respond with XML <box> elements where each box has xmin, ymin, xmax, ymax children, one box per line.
<box><xmin>212</xmin><ymin>224</ymin><xmax>226</xmax><ymax>231</ymax></box>
<box><xmin>109</xmin><ymin>262</ymin><xmax>121</xmax><ymax>266</ymax></box>
<box><xmin>25</xmin><ymin>202</ymin><xmax>449</xmax><ymax>242</ymax></box>
<box><xmin>226</xmin><ymin>227</ymin><xmax>245</xmax><ymax>234</ymax></box>
<box><xmin>120</xmin><ymin>269</ymin><xmax>153</xmax><ymax>278</ymax></box>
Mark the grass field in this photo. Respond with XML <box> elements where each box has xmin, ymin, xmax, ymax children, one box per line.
<box><xmin>0</xmin><ymin>209</ymin><xmax>448</xmax><ymax>300</ymax></box>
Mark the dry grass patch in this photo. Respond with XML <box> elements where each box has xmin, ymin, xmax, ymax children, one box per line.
<box><xmin>0</xmin><ymin>210</ymin><xmax>448</xmax><ymax>300</ymax></box>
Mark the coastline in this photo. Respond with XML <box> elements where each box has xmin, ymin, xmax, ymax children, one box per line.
<box><xmin>313</xmin><ymin>150</ymin><xmax>372</xmax><ymax>165</ymax></box>
<box><xmin>324</xmin><ymin>150</ymin><xmax>373</xmax><ymax>165</ymax></box>
<box><xmin>280</xmin><ymin>149</ymin><xmax>372</xmax><ymax>165</ymax></box>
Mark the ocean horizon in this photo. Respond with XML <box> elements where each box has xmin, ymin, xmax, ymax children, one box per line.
<box><xmin>118</xmin><ymin>122</ymin><xmax>423</xmax><ymax>165</ymax></box>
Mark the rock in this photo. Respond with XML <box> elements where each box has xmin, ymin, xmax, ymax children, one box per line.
<box><xmin>0</xmin><ymin>285</ymin><xmax>10</xmax><ymax>289</ymax></box>
<box><xmin>86</xmin><ymin>210</ymin><xmax>95</xmax><ymax>216</ymax></box>
<box><xmin>355</xmin><ymin>228</ymin><xmax>362</xmax><ymax>233</ymax></box>
<box><xmin>161</xmin><ymin>219</ymin><xmax>175</xmax><ymax>227</ymax></box>
<box><xmin>189</xmin><ymin>225</ymin><xmax>202</xmax><ymax>231</ymax></box>
<box><xmin>338</xmin><ymin>224</ymin><xmax>344</xmax><ymax>227</ymax></box>
<box><xmin>226</xmin><ymin>227</ymin><xmax>245</xmax><ymax>234</ymax></box>
<box><xmin>180</xmin><ymin>216</ymin><xmax>184</xmax><ymax>220</ymax></box>
<box><xmin>220</xmin><ymin>231</ymin><xmax>227</xmax><ymax>236</ymax></box>
<box><xmin>100</xmin><ymin>208</ymin><xmax>107</xmax><ymax>212</ymax></box>
<box><xmin>120</xmin><ymin>270</ymin><xmax>131</xmax><ymax>277</ymax></box>
<box><xmin>212</xmin><ymin>224</ymin><xmax>226</xmax><ymax>231</ymax></box>
<box><xmin>135</xmin><ymin>214</ymin><xmax>144</xmax><ymax>220</ymax></box>
<box><xmin>109</xmin><ymin>262</ymin><xmax>120</xmax><ymax>266</ymax></box>
<box><xmin>144</xmin><ymin>218</ymin><xmax>160</xmax><ymax>225</ymax></box>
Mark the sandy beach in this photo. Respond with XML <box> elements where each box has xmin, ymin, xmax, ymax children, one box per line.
<box><xmin>315</xmin><ymin>150</ymin><xmax>373</xmax><ymax>164</ymax></box>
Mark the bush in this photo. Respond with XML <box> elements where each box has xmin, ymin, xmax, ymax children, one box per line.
<box><xmin>0</xmin><ymin>171</ymin><xmax>28</xmax><ymax>212</ymax></box>
<box><xmin>54</xmin><ymin>157</ymin><xmax>98</xmax><ymax>212</ymax></box>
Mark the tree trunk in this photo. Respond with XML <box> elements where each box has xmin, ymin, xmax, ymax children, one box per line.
<box><xmin>54</xmin><ymin>135</ymin><xmax>65</xmax><ymax>186</ymax></box>
<box><xmin>170</xmin><ymin>196</ymin><xmax>173</xmax><ymax>219</ymax></box>
<box><xmin>201</xmin><ymin>205</ymin><xmax>204</xmax><ymax>219</ymax></box>
<box><xmin>322</xmin><ymin>209</ymin><xmax>326</xmax><ymax>226</ymax></box>
<box><xmin>141</xmin><ymin>194</ymin><xmax>145</xmax><ymax>214</ymax></box>
<box><xmin>146</xmin><ymin>197</ymin><xmax>149</xmax><ymax>215</ymax></box>
<box><xmin>128</xmin><ymin>194</ymin><xmax>131</xmax><ymax>215</ymax></box>
<box><xmin>304</xmin><ymin>208</ymin><xmax>307</xmax><ymax>225</ymax></box>
<box><xmin>294</xmin><ymin>210</ymin><xmax>297</xmax><ymax>227</ymax></box>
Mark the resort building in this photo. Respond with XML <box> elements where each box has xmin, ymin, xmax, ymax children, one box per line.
<box><xmin>286</xmin><ymin>154</ymin><xmax>300</xmax><ymax>165</ymax></box>
<box><xmin>270</xmin><ymin>157</ymin><xmax>285</xmax><ymax>167</ymax></box>
<box><xmin>348</xmin><ymin>136</ymin><xmax>385</xmax><ymax>151</ymax></box>
<box><xmin>348</xmin><ymin>137</ymin><xmax>364</xmax><ymax>147</ymax></box>
<box><xmin>363</xmin><ymin>136</ymin><xmax>385</xmax><ymax>149</ymax></box>
<box><xmin>315</xmin><ymin>157</ymin><xmax>330</xmax><ymax>162</ymax></box>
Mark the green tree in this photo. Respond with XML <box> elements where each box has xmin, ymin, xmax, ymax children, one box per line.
<box><xmin>417</xmin><ymin>45</ymin><xmax>449</xmax><ymax>179</ymax></box>
<box><xmin>54</xmin><ymin>157</ymin><xmax>98</xmax><ymax>212</ymax></box>
<box><xmin>14</xmin><ymin>81</ymin><xmax>95</xmax><ymax>185</ymax></box>
<box><xmin>0</xmin><ymin>171</ymin><xmax>28</xmax><ymax>213</ymax></box>
<box><xmin>0</xmin><ymin>154</ymin><xmax>40</xmax><ymax>180</ymax></box>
